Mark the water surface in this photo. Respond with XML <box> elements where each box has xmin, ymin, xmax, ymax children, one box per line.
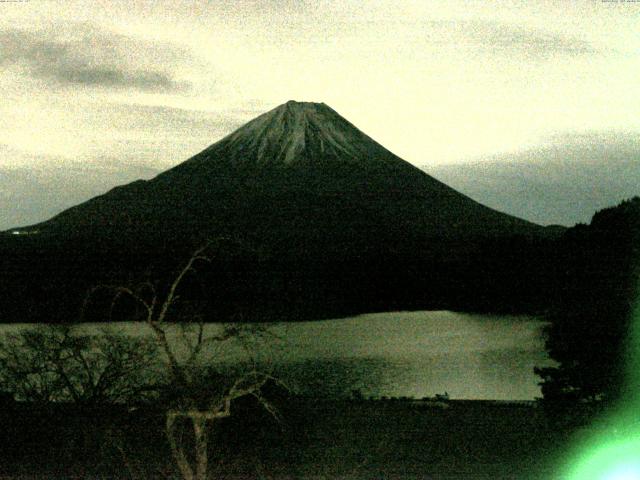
<box><xmin>1</xmin><ymin>311</ymin><xmax>552</xmax><ymax>400</ymax></box>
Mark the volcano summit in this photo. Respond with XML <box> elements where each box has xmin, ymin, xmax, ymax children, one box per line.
<box><xmin>2</xmin><ymin>101</ymin><xmax>554</xmax><ymax>322</ymax></box>
<box><xmin>22</xmin><ymin>101</ymin><xmax>540</xmax><ymax>239</ymax></box>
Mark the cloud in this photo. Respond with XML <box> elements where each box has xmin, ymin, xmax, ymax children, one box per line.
<box><xmin>472</xmin><ymin>22</ymin><xmax>599</xmax><ymax>57</ymax></box>
<box><xmin>0</xmin><ymin>26</ymin><xmax>190</xmax><ymax>92</ymax></box>
<box><xmin>427</xmin><ymin>131</ymin><xmax>640</xmax><ymax>226</ymax></box>
<box><xmin>102</xmin><ymin>102</ymin><xmax>246</xmax><ymax>134</ymax></box>
<box><xmin>428</xmin><ymin>20</ymin><xmax>600</xmax><ymax>59</ymax></box>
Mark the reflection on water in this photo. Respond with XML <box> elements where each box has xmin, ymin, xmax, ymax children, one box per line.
<box><xmin>0</xmin><ymin>311</ymin><xmax>553</xmax><ymax>400</ymax></box>
<box><xmin>265</xmin><ymin>311</ymin><xmax>552</xmax><ymax>400</ymax></box>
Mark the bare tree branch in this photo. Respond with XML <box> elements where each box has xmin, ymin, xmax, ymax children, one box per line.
<box><xmin>155</xmin><ymin>242</ymin><xmax>212</xmax><ymax>325</ymax></box>
<box><xmin>78</xmin><ymin>239</ymin><xmax>283</xmax><ymax>480</ymax></box>
<box><xmin>166</xmin><ymin>414</ymin><xmax>195</xmax><ymax>480</ymax></box>
<box><xmin>0</xmin><ymin>326</ymin><xmax>158</xmax><ymax>404</ymax></box>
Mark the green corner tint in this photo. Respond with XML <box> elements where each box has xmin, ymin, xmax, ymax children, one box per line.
<box><xmin>561</xmin><ymin>286</ymin><xmax>640</xmax><ymax>480</ymax></box>
<box><xmin>564</xmin><ymin>435</ymin><xmax>640</xmax><ymax>480</ymax></box>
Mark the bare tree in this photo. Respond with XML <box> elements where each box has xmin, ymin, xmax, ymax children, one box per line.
<box><xmin>87</xmin><ymin>242</ymin><xmax>282</xmax><ymax>480</ymax></box>
<box><xmin>0</xmin><ymin>325</ymin><xmax>158</xmax><ymax>404</ymax></box>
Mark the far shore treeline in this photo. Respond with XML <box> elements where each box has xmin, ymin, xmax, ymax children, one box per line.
<box><xmin>0</xmin><ymin>198</ymin><xmax>636</xmax><ymax>325</ymax></box>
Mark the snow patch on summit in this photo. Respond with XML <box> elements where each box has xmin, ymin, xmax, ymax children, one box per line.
<box><xmin>209</xmin><ymin>101</ymin><xmax>394</xmax><ymax>167</ymax></box>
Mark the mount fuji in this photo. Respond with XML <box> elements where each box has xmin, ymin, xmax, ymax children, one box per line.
<box><xmin>2</xmin><ymin>101</ymin><xmax>556</xmax><ymax>322</ymax></box>
<box><xmin>19</xmin><ymin>101</ymin><xmax>541</xmax><ymax>241</ymax></box>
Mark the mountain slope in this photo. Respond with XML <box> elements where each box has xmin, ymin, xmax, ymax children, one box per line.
<box><xmin>0</xmin><ymin>162</ymin><xmax>161</xmax><ymax>231</ymax></box>
<box><xmin>22</xmin><ymin>101</ymin><xmax>541</xmax><ymax>243</ymax></box>
<box><xmin>1</xmin><ymin>101</ymin><xmax>556</xmax><ymax>322</ymax></box>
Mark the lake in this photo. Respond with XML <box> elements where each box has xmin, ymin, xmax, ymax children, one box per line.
<box><xmin>0</xmin><ymin>311</ymin><xmax>552</xmax><ymax>400</ymax></box>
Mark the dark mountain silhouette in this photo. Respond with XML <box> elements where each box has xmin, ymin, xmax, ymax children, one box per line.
<box><xmin>1</xmin><ymin>101</ymin><xmax>559</xmax><ymax>322</ymax></box>
<box><xmin>21</xmin><ymin>101</ymin><xmax>540</xmax><ymax>241</ymax></box>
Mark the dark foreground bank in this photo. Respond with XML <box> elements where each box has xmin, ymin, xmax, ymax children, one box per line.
<box><xmin>0</xmin><ymin>397</ymin><xmax>580</xmax><ymax>479</ymax></box>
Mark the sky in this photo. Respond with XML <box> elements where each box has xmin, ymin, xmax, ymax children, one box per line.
<box><xmin>1</xmin><ymin>0</ymin><xmax>640</xmax><ymax>228</ymax></box>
